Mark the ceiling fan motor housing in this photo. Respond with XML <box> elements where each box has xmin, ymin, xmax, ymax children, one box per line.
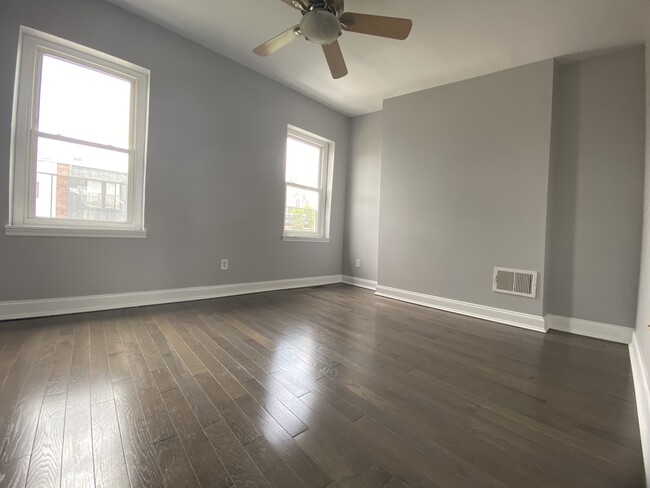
<box><xmin>300</xmin><ymin>9</ymin><xmax>342</xmax><ymax>45</ymax></box>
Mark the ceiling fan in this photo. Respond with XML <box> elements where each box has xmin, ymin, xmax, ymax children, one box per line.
<box><xmin>253</xmin><ymin>0</ymin><xmax>413</xmax><ymax>79</ymax></box>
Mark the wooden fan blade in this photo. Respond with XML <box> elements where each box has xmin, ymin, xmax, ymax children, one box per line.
<box><xmin>322</xmin><ymin>41</ymin><xmax>348</xmax><ymax>79</ymax></box>
<box><xmin>340</xmin><ymin>12</ymin><xmax>412</xmax><ymax>40</ymax></box>
<box><xmin>253</xmin><ymin>26</ymin><xmax>301</xmax><ymax>56</ymax></box>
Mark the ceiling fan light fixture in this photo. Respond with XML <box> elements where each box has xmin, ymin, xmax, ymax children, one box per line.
<box><xmin>300</xmin><ymin>10</ymin><xmax>342</xmax><ymax>45</ymax></box>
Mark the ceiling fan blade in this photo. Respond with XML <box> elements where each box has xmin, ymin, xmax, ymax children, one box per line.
<box><xmin>340</xmin><ymin>12</ymin><xmax>412</xmax><ymax>40</ymax></box>
<box><xmin>322</xmin><ymin>41</ymin><xmax>348</xmax><ymax>79</ymax></box>
<box><xmin>253</xmin><ymin>26</ymin><xmax>301</xmax><ymax>57</ymax></box>
<box><xmin>280</xmin><ymin>0</ymin><xmax>308</xmax><ymax>12</ymax></box>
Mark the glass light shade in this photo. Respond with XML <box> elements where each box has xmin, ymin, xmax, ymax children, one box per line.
<box><xmin>300</xmin><ymin>10</ymin><xmax>342</xmax><ymax>45</ymax></box>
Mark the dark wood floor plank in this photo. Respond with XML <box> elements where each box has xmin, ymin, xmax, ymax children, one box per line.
<box><xmin>292</xmin><ymin>429</ymin><xmax>358</xmax><ymax>486</ymax></box>
<box><xmin>240</xmin><ymin>378</ymin><xmax>308</xmax><ymax>438</ymax></box>
<box><xmin>156</xmin><ymin>314</ymin><xmax>207</xmax><ymax>377</ymax></box>
<box><xmin>0</xmin><ymin>456</ymin><xmax>29</xmax><ymax>488</ymax></box>
<box><xmin>236</xmin><ymin>394</ymin><xmax>331</xmax><ymax>488</ymax></box>
<box><xmin>0</xmin><ymin>331</ymin><xmax>28</xmax><ymax>392</ymax></box>
<box><xmin>113</xmin><ymin>378</ymin><xmax>165</xmax><ymax>488</ymax></box>
<box><xmin>243</xmin><ymin>436</ymin><xmax>304</xmax><ymax>488</ymax></box>
<box><xmin>91</xmin><ymin>400</ymin><xmax>130</xmax><ymax>488</ymax></box>
<box><xmin>199</xmin><ymin>313</ymin><xmax>280</xmax><ymax>374</ymax></box>
<box><xmin>154</xmin><ymin>435</ymin><xmax>200</xmax><ymax>488</ymax></box>
<box><xmin>125</xmin><ymin>352</ymin><xmax>177</xmax><ymax>444</ymax></box>
<box><xmin>61</xmin><ymin>320</ymin><xmax>93</xmax><ymax>488</ymax></box>
<box><xmin>215</xmin><ymin>311</ymin><xmax>280</xmax><ymax>352</ymax></box>
<box><xmin>382</xmin><ymin>476</ymin><xmax>408</xmax><ymax>488</ymax></box>
<box><xmin>89</xmin><ymin>317</ymin><xmax>113</xmax><ymax>405</ymax></box>
<box><xmin>355</xmin><ymin>413</ymin><xmax>504</xmax><ymax>488</ymax></box>
<box><xmin>44</xmin><ymin>323</ymin><xmax>75</xmax><ymax>397</ymax></box>
<box><xmin>179</xmin><ymin>310</ymin><xmax>248</xmax><ymax>363</ymax></box>
<box><xmin>173</xmin><ymin>319</ymin><xmax>249</xmax><ymax>401</ymax></box>
<box><xmin>0</xmin><ymin>325</ymin><xmax>60</xmax><ymax>463</ymax></box>
<box><xmin>25</xmin><ymin>392</ymin><xmax>66</xmax><ymax>488</ymax></box>
<box><xmin>131</xmin><ymin>313</ymin><xmax>167</xmax><ymax>372</ymax></box>
<box><xmin>204</xmin><ymin>420</ymin><xmax>270</xmax><ymax>488</ymax></box>
<box><xmin>70</xmin><ymin>322</ymin><xmax>90</xmax><ymax>367</ymax></box>
<box><xmin>104</xmin><ymin>316</ymin><xmax>130</xmax><ymax>383</ymax></box>
<box><xmin>61</xmin><ymin>364</ymin><xmax>94</xmax><ymax>488</ymax></box>
<box><xmin>0</xmin><ymin>285</ymin><xmax>643</xmax><ymax>488</ymax></box>
<box><xmin>118</xmin><ymin>311</ymin><xmax>142</xmax><ymax>357</ymax></box>
<box><xmin>146</xmin><ymin>314</ymin><xmax>222</xmax><ymax>428</ymax></box>
<box><xmin>160</xmin><ymin>387</ymin><xmax>231</xmax><ymax>488</ymax></box>
<box><xmin>186</xmin><ymin>316</ymin><xmax>253</xmax><ymax>384</ymax></box>
<box><xmin>194</xmin><ymin>373</ymin><xmax>261</xmax><ymax>446</ymax></box>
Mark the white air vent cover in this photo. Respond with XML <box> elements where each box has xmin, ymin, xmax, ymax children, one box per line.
<box><xmin>493</xmin><ymin>267</ymin><xmax>538</xmax><ymax>298</ymax></box>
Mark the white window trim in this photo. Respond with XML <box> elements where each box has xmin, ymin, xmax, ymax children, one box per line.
<box><xmin>6</xmin><ymin>26</ymin><xmax>150</xmax><ymax>238</ymax></box>
<box><xmin>282</xmin><ymin>125</ymin><xmax>334</xmax><ymax>242</ymax></box>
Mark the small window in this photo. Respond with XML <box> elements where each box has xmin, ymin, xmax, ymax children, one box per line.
<box><xmin>283</xmin><ymin>126</ymin><xmax>333</xmax><ymax>242</ymax></box>
<box><xmin>6</xmin><ymin>27</ymin><xmax>149</xmax><ymax>238</ymax></box>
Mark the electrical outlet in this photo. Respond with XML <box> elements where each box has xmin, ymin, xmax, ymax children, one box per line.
<box><xmin>355</xmin><ymin>259</ymin><xmax>361</xmax><ymax>268</ymax></box>
<box><xmin>220</xmin><ymin>259</ymin><xmax>229</xmax><ymax>270</ymax></box>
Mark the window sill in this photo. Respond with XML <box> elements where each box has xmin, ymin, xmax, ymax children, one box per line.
<box><xmin>5</xmin><ymin>225</ymin><xmax>147</xmax><ymax>238</ymax></box>
<box><xmin>282</xmin><ymin>235</ymin><xmax>330</xmax><ymax>243</ymax></box>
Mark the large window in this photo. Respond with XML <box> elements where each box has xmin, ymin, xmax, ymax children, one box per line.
<box><xmin>7</xmin><ymin>27</ymin><xmax>149</xmax><ymax>237</ymax></box>
<box><xmin>283</xmin><ymin>126</ymin><xmax>333</xmax><ymax>241</ymax></box>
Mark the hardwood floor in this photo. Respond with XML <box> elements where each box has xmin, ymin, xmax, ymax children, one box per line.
<box><xmin>0</xmin><ymin>284</ymin><xmax>644</xmax><ymax>487</ymax></box>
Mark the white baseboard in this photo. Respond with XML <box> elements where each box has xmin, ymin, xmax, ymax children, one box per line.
<box><xmin>545</xmin><ymin>314</ymin><xmax>633</xmax><ymax>344</ymax></box>
<box><xmin>374</xmin><ymin>285</ymin><xmax>546</xmax><ymax>332</ymax></box>
<box><xmin>630</xmin><ymin>332</ymin><xmax>650</xmax><ymax>485</ymax></box>
<box><xmin>0</xmin><ymin>275</ymin><xmax>343</xmax><ymax>321</ymax></box>
<box><xmin>342</xmin><ymin>275</ymin><xmax>377</xmax><ymax>291</ymax></box>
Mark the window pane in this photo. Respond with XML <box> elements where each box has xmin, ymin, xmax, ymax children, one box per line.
<box><xmin>38</xmin><ymin>54</ymin><xmax>132</xmax><ymax>148</ymax></box>
<box><xmin>286</xmin><ymin>137</ymin><xmax>321</xmax><ymax>188</ymax></box>
<box><xmin>285</xmin><ymin>186</ymin><xmax>319</xmax><ymax>233</ymax></box>
<box><xmin>35</xmin><ymin>137</ymin><xmax>129</xmax><ymax>222</ymax></box>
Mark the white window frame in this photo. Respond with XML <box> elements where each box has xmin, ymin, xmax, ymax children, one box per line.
<box><xmin>6</xmin><ymin>26</ymin><xmax>150</xmax><ymax>238</ymax></box>
<box><xmin>282</xmin><ymin>125</ymin><xmax>334</xmax><ymax>242</ymax></box>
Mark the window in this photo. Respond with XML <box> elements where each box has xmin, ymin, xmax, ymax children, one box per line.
<box><xmin>283</xmin><ymin>126</ymin><xmax>333</xmax><ymax>242</ymax></box>
<box><xmin>7</xmin><ymin>27</ymin><xmax>149</xmax><ymax>238</ymax></box>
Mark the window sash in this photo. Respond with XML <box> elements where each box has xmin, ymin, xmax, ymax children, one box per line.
<box><xmin>285</xmin><ymin>134</ymin><xmax>323</xmax><ymax>190</ymax></box>
<box><xmin>27</xmin><ymin>131</ymin><xmax>134</xmax><ymax>225</ymax></box>
<box><xmin>283</xmin><ymin>128</ymin><xmax>330</xmax><ymax>239</ymax></box>
<box><xmin>35</xmin><ymin>51</ymin><xmax>134</xmax><ymax>150</ymax></box>
<box><xmin>8</xmin><ymin>27</ymin><xmax>149</xmax><ymax>237</ymax></box>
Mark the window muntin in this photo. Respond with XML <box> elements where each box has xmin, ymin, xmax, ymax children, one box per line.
<box><xmin>7</xmin><ymin>27</ymin><xmax>149</xmax><ymax>237</ymax></box>
<box><xmin>283</xmin><ymin>127</ymin><xmax>333</xmax><ymax>240</ymax></box>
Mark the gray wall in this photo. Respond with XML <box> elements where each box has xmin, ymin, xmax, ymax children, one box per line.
<box><xmin>542</xmin><ymin>62</ymin><xmax>563</xmax><ymax>317</ymax></box>
<box><xmin>342</xmin><ymin>111</ymin><xmax>382</xmax><ymax>281</ymax></box>
<box><xmin>0</xmin><ymin>0</ymin><xmax>349</xmax><ymax>301</ymax></box>
<box><xmin>546</xmin><ymin>47</ymin><xmax>645</xmax><ymax>327</ymax></box>
<box><xmin>378</xmin><ymin>60</ymin><xmax>555</xmax><ymax>316</ymax></box>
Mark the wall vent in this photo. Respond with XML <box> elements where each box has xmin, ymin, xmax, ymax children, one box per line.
<box><xmin>493</xmin><ymin>267</ymin><xmax>538</xmax><ymax>298</ymax></box>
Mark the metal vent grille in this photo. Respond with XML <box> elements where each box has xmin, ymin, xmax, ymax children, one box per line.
<box><xmin>493</xmin><ymin>267</ymin><xmax>538</xmax><ymax>298</ymax></box>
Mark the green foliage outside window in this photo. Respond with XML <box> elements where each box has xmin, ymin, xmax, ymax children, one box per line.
<box><xmin>285</xmin><ymin>205</ymin><xmax>317</xmax><ymax>232</ymax></box>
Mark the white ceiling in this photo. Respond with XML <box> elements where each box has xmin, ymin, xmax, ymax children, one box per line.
<box><xmin>105</xmin><ymin>0</ymin><xmax>647</xmax><ymax>116</ymax></box>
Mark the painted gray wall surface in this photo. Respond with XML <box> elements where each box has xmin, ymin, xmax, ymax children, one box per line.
<box><xmin>542</xmin><ymin>62</ymin><xmax>563</xmax><ymax>317</ymax></box>
<box><xmin>0</xmin><ymin>0</ymin><xmax>348</xmax><ymax>301</ymax></box>
<box><xmin>342</xmin><ymin>111</ymin><xmax>381</xmax><ymax>281</ymax></box>
<box><xmin>379</xmin><ymin>60</ymin><xmax>555</xmax><ymax>316</ymax></box>
<box><xmin>546</xmin><ymin>47</ymin><xmax>645</xmax><ymax>327</ymax></box>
